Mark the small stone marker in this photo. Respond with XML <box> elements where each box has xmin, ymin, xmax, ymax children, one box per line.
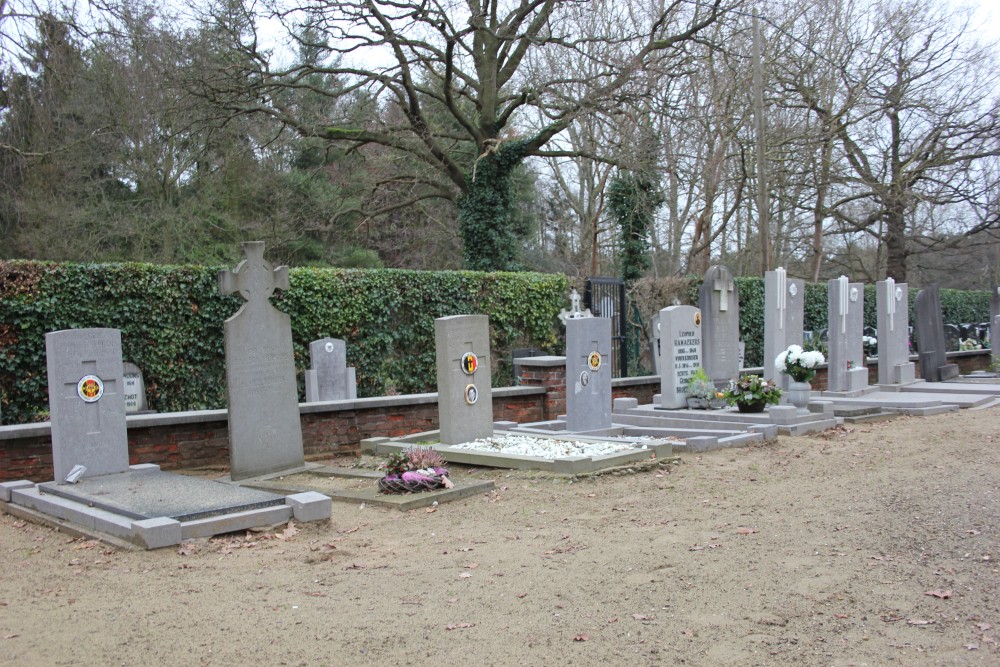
<box><xmin>304</xmin><ymin>338</ymin><xmax>357</xmax><ymax>402</ymax></box>
<box><xmin>46</xmin><ymin>328</ymin><xmax>129</xmax><ymax>482</ymax></box>
<box><xmin>876</xmin><ymin>279</ymin><xmax>916</xmax><ymax>384</ymax></box>
<box><xmin>219</xmin><ymin>242</ymin><xmax>304</xmax><ymax>480</ymax></box>
<box><xmin>763</xmin><ymin>268</ymin><xmax>805</xmax><ymax>389</ymax></box>
<box><xmin>914</xmin><ymin>284</ymin><xmax>959</xmax><ymax>382</ymax></box>
<box><xmin>435</xmin><ymin>315</ymin><xmax>493</xmax><ymax>444</ymax></box>
<box><xmin>122</xmin><ymin>362</ymin><xmax>148</xmax><ymax>413</ymax></box>
<box><xmin>699</xmin><ymin>265</ymin><xmax>740</xmax><ymax>385</ymax></box>
<box><xmin>658</xmin><ymin>305</ymin><xmax>703</xmax><ymax>409</ymax></box>
<box><xmin>558</xmin><ymin>288</ymin><xmax>593</xmax><ymax>325</ymax></box>
<box><xmin>565</xmin><ymin>317</ymin><xmax>613</xmax><ymax>431</ymax></box>
<box><xmin>827</xmin><ymin>276</ymin><xmax>868</xmax><ymax>392</ymax></box>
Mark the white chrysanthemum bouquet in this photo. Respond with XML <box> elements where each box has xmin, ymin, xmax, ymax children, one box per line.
<box><xmin>775</xmin><ymin>344</ymin><xmax>825</xmax><ymax>383</ymax></box>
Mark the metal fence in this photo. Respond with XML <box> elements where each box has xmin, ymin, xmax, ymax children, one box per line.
<box><xmin>584</xmin><ymin>277</ymin><xmax>628</xmax><ymax>378</ymax></box>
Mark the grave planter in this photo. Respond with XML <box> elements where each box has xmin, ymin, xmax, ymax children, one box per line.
<box><xmin>709</xmin><ymin>397</ymin><xmax>728</xmax><ymax>409</ymax></box>
<box><xmin>735</xmin><ymin>398</ymin><xmax>767</xmax><ymax>414</ymax></box>
<box><xmin>686</xmin><ymin>397</ymin><xmax>710</xmax><ymax>409</ymax></box>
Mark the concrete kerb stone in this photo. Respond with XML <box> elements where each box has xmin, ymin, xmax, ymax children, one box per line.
<box><xmin>553</xmin><ymin>456</ymin><xmax>592</xmax><ymax>475</ymax></box>
<box><xmin>131</xmin><ymin>517</ymin><xmax>182</xmax><ymax>550</ymax></box>
<box><xmin>0</xmin><ymin>480</ymin><xmax>35</xmax><ymax>502</ymax></box>
<box><xmin>285</xmin><ymin>491</ymin><xmax>333</xmax><ymax>522</ymax></box>
<box><xmin>180</xmin><ymin>505</ymin><xmax>293</xmax><ymax>540</ymax></box>
<box><xmin>613</xmin><ymin>397</ymin><xmax>639</xmax><ymax>413</ymax></box>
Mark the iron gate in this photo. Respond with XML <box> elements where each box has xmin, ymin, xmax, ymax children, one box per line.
<box><xmin>584</xmin><ymin>277</ymin><xmax>628</xmax><ymax>378</ymax></box>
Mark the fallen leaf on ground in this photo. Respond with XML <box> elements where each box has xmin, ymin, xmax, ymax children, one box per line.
<box><xmin>573</xmin><ymin>634</ymin><xmax>588</xmax><ymax>642</ymax></box>
<box><xmin>516</xmin><ymin>593</ymin><xmax>527</xmax><ymax>599</ymax></box>
<box><xmin>907</xmin><ymin>619</ymin><xmax>934</xmax><ymax>626</ymax></box>
<box><xmin>446</xmin><ymin>623</ymin><xmax>475</xmax><ymax>630</ymax></box>
<box><xmin>924</xmin><ymin>589</ymin><xmax>953</xmax><ymax>599</ymax></box>
<box><xmin>632</xmin><ymin>613</ymin><xmax>654</xmax><ymax>621</ymax></box>
<box><xmin>465</xmin><ymin>563</ymin><xmax>479</xmax><ymax>569</ymax></box>
<box><xmin>736</xmin><ymin>527</ymin><xmax>757</xmax><ymax>535</ymax></box>
<box><xmin>976</xmin><ymin>622</ymin><xmax>992</xmax><ymax>631</ymax></box>
<box><xmin>459</xmin><ymin>572</ymin><xmax>472</xmax><ymax>579</ymax></box>
<box><xmin>425</xmin><ymin>507</ymin><xmax>437</xmax><ymax>513</ymax></box>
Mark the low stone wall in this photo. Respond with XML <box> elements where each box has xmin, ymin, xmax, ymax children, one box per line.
<box><xmin>0</xmin><ymin>350</ymin><xmax>991</xmax><ymax>483</ymax></box>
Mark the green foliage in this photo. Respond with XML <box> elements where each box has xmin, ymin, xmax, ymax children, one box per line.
<box><xmin>608</xmin><ymin>170</ymin><xmax>661</xmax><ymax>283</ymax></box>
<box><xmin>685</xmin><ymin>367</ymin><xmax>717</xmax><ymax>400</ymax></box>
<box><xmin>722</xmin><ymin>374</ymin><xmax>781</xmax><ymax>406</ymax></box>
<box><xmin>0</xmin><ymin>260</ymin><xmax>567</xmax><ymax>424</ymax></box>
<box><xmin>457</xmin><ymin>140</ymin><xmax>533</xmax><ymax>271</ymax></box>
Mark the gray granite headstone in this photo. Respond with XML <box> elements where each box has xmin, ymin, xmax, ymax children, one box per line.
<box><xmin>435</xmin><ymin>315</ymin><xmax>493</xmax><ymax>444</ymax></box>
<box><xmin>565</xmin><ymin>317</ymin><xmax>613</xmax><ymax>431</ymax></box>
<box><xmin>304</xmin><ymin>338</ymin><xmax>357</xmax><ymax>402</ymax></box>
<box><xmin>122</xmin><ymin>362</ymin><xmax>148</xmax><ymax>413</ymax></box>
<box><xmin>991</xmin><ymin>286</ymin><xmax>1000</xmax><ymax>356</ymax></box>
<box><xmin>914</xmin><ymin>284</ymin><xmax>959</xmax><ymax>382</ymax></box>
<box><xmin>658</xmin><ymin>305</ymin><xmax>702</xmax><ymax>409</ymax></box>
<box><xmin>219</xmin><ymin>242</ymin><xmax>304</xmax><ymax>480</ymax></box>
<box><xmin>763</xmin><ymin>268</ymin><xmax>805</xmax><ymax>390</ymax></box>
<box><xmin>46</xmin><ymin>328</ymin><xmax>129</xmax><ymax>482</ymax></box>
<box><xmin>827</xmin><ymin>276</ymin><xmax>868</xmax><ymax>392</ymax></box>
<box><xmin>699</xmin><ymin>265</ymin><xmax>740</xmax><ymax>385</ymax></box>
<box><xmin>876</xmin><ymin>279</ymin><xmax>915</xmax><ymax>384</ymax></box>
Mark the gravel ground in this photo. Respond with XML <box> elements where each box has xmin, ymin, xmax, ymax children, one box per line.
<box><xmin>1</xmin><ymin>407</ymin><xmax>998</xmax><ymax>666</ymax></box>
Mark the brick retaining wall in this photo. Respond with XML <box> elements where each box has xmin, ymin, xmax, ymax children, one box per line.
<box><xmin>0</xmin><ymin>350</ymin><xmax>991</xmax><ymax>482</ymax></box>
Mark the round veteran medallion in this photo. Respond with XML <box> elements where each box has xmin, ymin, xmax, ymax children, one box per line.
<box><xmin>77</xmin><ymin>375</ymin><xmax>104</xmax><ymax>403</ymax></box>
<box><xmin>461</xmin><ymin>352</ymin><xmax>479</xmax><ymax>375</ymax></box>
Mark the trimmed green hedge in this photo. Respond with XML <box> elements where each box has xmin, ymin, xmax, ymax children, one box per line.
<box><xmin>0</xmin><ymin>261</ymin><xmax>567</xmax><ymax>424</ymax></box>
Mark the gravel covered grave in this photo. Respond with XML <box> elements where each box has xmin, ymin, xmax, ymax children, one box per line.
<box><xmin>448</xmin><ymin>433</ymin><xmax>682</xmax><ymax>458</ymax></box>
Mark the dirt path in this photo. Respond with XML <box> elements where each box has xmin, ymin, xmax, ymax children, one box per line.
<box><xmin>2</xmin><ymin>408</ymin><xmax>998</xmax><ymax>666</ymax></box>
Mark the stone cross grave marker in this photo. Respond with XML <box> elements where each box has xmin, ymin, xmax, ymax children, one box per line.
<box><xmin>558</xmin><ymin>288</ymin><xmax>593</xmax><ymax>325</ymax></box>
<box><xmin>46</xmin><ymin>328</ymin><xmax>129</xmax><ymax>482</ymax></box>
<box><xmin>305</xmin><ymin>338</ymin><xmax>357</xmax><ymax>402</ymax></box>
<box><xmin>914</xmin><ymin>284</ymin><xmax>959</xmax><ymax>382</ymax></box>
<box><xmin>699</xmin><ymin>265</ymin><xmax>740</xmax><ymax>385</ymax></box>
<box><xmin>658</xmin><ymin>305</ymin><xmax>702</xmax><ymax>409</ymax></box>
<box><xmin>763</xmin><ymin>268</ymin><xmax>805</xmax><ymax>389</ymax></box>
<box><xmin>435</xmin><ymin>315</ymin><xmax>493</xmax><ymax>444</ymax></box>
<box><xmin>565</xmin><ymin>317</ymin><xmax>612</xmax><ymax>431</ymax></box>
<box><xmin>122</xmin><ymin>362</ymin><xmax>148</xmax><ymax>413</ymax></box>
<box><xmin>827</xmin><ymin>276</ymin><xmax>869</xmax><ymax>393</ymax></box>
<box><xmin>876</xmin><ymin>279</ymin><xmax>916</xmax><ymax>385</ymax></box>
<box><xmin>219</xmin><ymin>241</ymin><xmax>304</xmax><ymax>480</ymax></box>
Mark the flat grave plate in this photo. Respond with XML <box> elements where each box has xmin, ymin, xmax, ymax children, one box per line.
<box><xmin>245</xmin><ymin>470</ymin><xmax>494</xmax><ymax>511</ymax></box>
<box><xmin>38</xmin><ymin>469</ymin><xmax>286</xmax><ymax>522</ymax></box>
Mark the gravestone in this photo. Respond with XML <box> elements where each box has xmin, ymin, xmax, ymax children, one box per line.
<box><xmin>658</xmin><ymin>305</ymin><xmax>702</xmax><ymax>409</ymax></box>
<box><xmin>763</xmin><ymin>268</ymin><xmax>805</xmax><ymax>389</ymax></box>
<box><xmin>875</xmin><ymin>278</ymin><xmax>916</xmax><ymax>385</ymax></box>
<box><xmin>46</xmin><ymin>328</ymin><xmax>129</xmax><ymax>482</ymax></box>
<box><xmin>304</xmin><ymin>338</ymin><xmax>357</xmax><ymax>402</ymax></box>
<box><xmin>558</xmin><ymin>288</ymin><xmax>593</xmax><ymax>325</ymax></box>
<box><xmin>122</xmin><ymin>362</ymin><xmax>149</xmax><ymax>413</ymax></box>
<box><xmin>991</xmin><ymin>286</ymin><xmax>1000</xmax><ymax>355</ymax></box>
<box><xmin>914</xmin><ymin>284</ymin><xmax>959</xmax><ymax>382</ymax></box>
<box><xmin>699</xmin><ymin>265</ymin><xmax>740</xmax><ymax>385</ymax></box>
<box><xmin>565</xmin><ymin>317</ymin><xmax>613</xmax><ymax>431</ymax></box>
<box><xmin>827</xmin><ymin>276</ymin><xmax>869</xmax><ymax>393</ymax></box>
<box><xmin>435</xmin><ymin>315</ymin><xmax>493</xmax><ymax>444</ymax></box>
<box><xmin>219</xmin><ymin>242</ymin><xmax>304</xmax><ymax>480</ymax></box>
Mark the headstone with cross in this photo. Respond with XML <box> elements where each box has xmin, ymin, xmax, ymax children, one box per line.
<box><xmin>826</xmin><ymin>276</ymin><xmax>869</xmax><ymax>392</ymax></box>
<box><xmin>46</xmin><ymin>328</ymin><xmax>130</xmax><ymax>483</ymax></box>
<box><xmin>699</xmin><ymin>265</ymin><xmax>740</xmax><ymax>385</ymax></box>
<box><xmin>435</xmin><ymin>315</ymin><xmax>493</xmax><ymax>445</ymax></box>
<box><xmin>565</xmin><ymin>317</ymin><xmax>612</xmax><ymax>431</ymax></box>
<box><xmin>763</xmin><ymin>268</ymin><xmax>805</xmax><ymax>390</ymax></box>
<box><xmin>876</xmin><ymin>279</ymin><xmax>916</xmax><ymax>385</ymax></box>
<box><xmin>305</xmin><ymin>338</ymin><xmax>357</xmax><ymax>402</ymax></box>
<box><xmin>219</xmin><ymin>241</ymin><xmax>304</xmax><ymax>480</ymax></box>
<box><xmin>558</xmin><ymin>288</ymin><xmax>593</xmax><ymax>326</ymax></box>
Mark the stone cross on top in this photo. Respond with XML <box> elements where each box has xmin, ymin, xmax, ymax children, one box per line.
<box><xmin>714</xmin><ymin>275</ymin><xmax>735</xmax><ymax>312</ymax></box>
<box><xmin>558</xmin><ymin>288</ymin><xmax>593</xmax><ymax>325</ymax></box>
<box><xmin>219</xmin><ymin>241</ymin><xmax>289</xmax><ymax>305</ymax></box>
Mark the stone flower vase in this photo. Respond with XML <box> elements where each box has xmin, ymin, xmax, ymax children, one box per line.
<box><xmin>787</xmin><ymin>381</ymin><xmax>812</xmax><ymax>409</ymax></box>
